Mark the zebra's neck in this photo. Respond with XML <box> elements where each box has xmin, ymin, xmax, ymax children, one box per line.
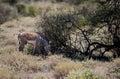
<box><xmin>36</xmin><ymin>34</ymin><xmax>49</xmax><ymax>46</ymax></box>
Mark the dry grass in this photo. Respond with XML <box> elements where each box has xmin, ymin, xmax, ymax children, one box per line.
<box><xmin>0</xmin><ymin>52</ymin><xmax>42</xmax><ymax>72</ymax></box>
<box><xmin>0</xmin><ymin>33</ymin><xmax>7</xmax><ymax>41</ymax></box>
<box><xmin>3</xmin><ymin>37</ymin><xmax>17</xmax><ymax>46</ymax></box>
<box><xmin>0</xmin><ymin>1</ymin><xmax>119</xmax><ymax>79</ymax></box>
<box><xmin>113</xmin><ymin>58</ymin><xmax>120</xmax><ymax>67</ymax></box>
<box><xmin>0</xmin><ymin>51</ymin><xmax>44</xmax><ymax>78</ymax></box>
<box><xmin>53</xmin><ymin>61</ymin><xmax>83</xmax><ymax>77</ymax></box>
<box><xmin>0</xmin><ymin>45</ymin><xmax>16</xmax><ymax>54</ymax></box>
<box><xmin>107</xmin><ymin>58</ymin><xmax>120</xmax><ymax>79</ymax></box>
<box><xmin>0</xmin><ymin>66</ymin><xmax>20</xmax><ymax>79</ymax></box>
<box><xmin>32</xmin><ymin>2</ymin><xmax>75</xmax><ymax>16</ymax></box>
<box><xmin>18</xmin><ymin>17</ymin><xmax>36</xmax><ymax>27</ymax></box>
<box><xmin>82</xmin><ymin>59</ymin><xmax>98</xmax><ymax>68</ymax></box>
<box><xmin>0</xmin><ymin>33</ymin><xmax>17</xmax><ymax>46</ymax></box>
<box><xmin>1</xmin><ymin>20</ymin><xmax>19</xmax><ymax>28</ymax></box>
<box><xmin>65</xmin><ymin>69</ymin><xmax>104</xmax><ymax>79</ymax></box>
<box><xmin>0</xmin><ymin>27</ymin><xmax>118</xmax><ymax>79</ymax></box>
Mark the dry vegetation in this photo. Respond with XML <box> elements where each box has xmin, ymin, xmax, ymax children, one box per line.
<box><xmin>0</xmin><ymin>0</ymin><xmax>119</xmax><ymax>79</ymax></box>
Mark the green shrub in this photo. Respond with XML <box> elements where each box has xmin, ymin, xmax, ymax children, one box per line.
<box><xmin>24</xmin><ymin>44</ymin><xmax>33</xmax><ymax>54</ymax></box>
<box><xmin>51</xmin><ymin>0</ymin><xmax>57</xmax><ymax>3</ymax></box>
<box><xmin>83</xmin><ymin>71</ymin><xmax>96</xmax><ymax>79</ymax></box>
<box><xmin>16</xmin><ymin>3</ymin><xmax>27</xmax><ymax>16</ymax></box>
<box><xmin>0</xmin><ymin>4</ymin><xmax>16</xmax><ymax>24</ymax></box>
<box><xmin>27</xmin><ymin>5</ymin><xmax>37</xmax><ymax>17</ymax></box>
<box><xmin>65</xmin><ymin>70</ymin><xmax>104</xmax><ymax>79</ymax></box>
<box><xmin>54</xmin><ymin>62</ymin><xmax>82</xmax><ymax>77</ymax></box>
<box><xmin>37</xmin><ymin>12</ymin><xmax>79</xmax><ymax>49</ymax></box>
<box><xmin>64</xmin><ymin>0</ymin><xmax>87</xmax><ymax>5</ymax></box>
<box><xmin>24</xmin><ymin>44</ymin><xmax>44</xmax><ymax>55</ymax></box>
<box><xmin>78</xmin><ymin>18</ymin><xmax>90</xmax><ymax>26</ymax></box>
<box><xmin>108</xmin><ymin>58</ymin><xmax>120</xmax><ymax>79</ymax></box>
<box><xmin>1</xmin><ymin>0</ymin><xmax>18</xmax><ymax>5</ymax></box>
<box><xmin>109</xmin><ymin>66</ymin><xmax>120</xmax><ymax>79</ymax></box>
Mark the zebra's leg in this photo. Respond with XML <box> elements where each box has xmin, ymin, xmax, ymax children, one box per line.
<box><xmin>32</xmin><ymin>43</ymin><xmax>37</xmax><ymax>55</ymax></box>
<box><xmin>32</xmin><ymin>45</ymin><xmax>35</xmax><ymax>55</ymax></box>
<box><xmin>44</xmin><ymin>45</ymin><xmax>51</xmax><ymax>56</ymax></box>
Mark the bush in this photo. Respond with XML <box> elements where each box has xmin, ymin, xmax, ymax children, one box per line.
<box><xmin>108</xmin><ymin>58</ymin><xmax>120</xmax><ymax>79</ymax></box>
<box><xmin>65</xmin><ymin>70</ymin><xmax>104</xmax><ymax>79</ymax></box>
<box><xmin>0</xmin><ymin>4</ymin><xmax>16</xmax><ymax>24</ymax></box>
<box><xmin>54</xmin><ymin>62</ymin><xmax>82</xmax><ymax>78</ymax></box>
<box><xmin>16</xmin><ymin>3</ymin><xmax>27</xmax><ymax>16</ymax></box>
<box><xmin>27</xmin><ymin>5</ymin><xmax>37</xmax><ymax>17</ymax></box>
<box><xmin>37</xmin><ymin>12</ymin><xmax>79</xmax><ymax>50</ymax></box>
<box><xmin>24</xmin><ymin>44</ymin><xmax>41</xmax><ymax>55</ymax></box>
<box><xmin>63</xmin><ymin>0</ymin><xmax>87</xmax><ymax>5</ymax></box>
<box><xmin>16</xmin><ymin>3</ymin><xmax>37</xmax><ymax>17</ymax></box>
<box><xmin>1</xmin><ymin>0</ymin><xmax>18</xmax><ymax>5</ymax></box>
<box><xmin>51</xmin><ymin>0</ymin><xmax>57</xmax><ymax>3</ymax></box>
<box><xmin>109</xmin><ymin>66</ymin><xmax>120</xmax><ymax>79</ymax></box>
<box><xmin>78</xmin><ymin>17</ymin><xmax>90</xmax><ymax>26</ymax></box>
<box><xmin>24</xmin><ymin>44</ymin><xmax>33</xmax><ymax>54</ymax></box>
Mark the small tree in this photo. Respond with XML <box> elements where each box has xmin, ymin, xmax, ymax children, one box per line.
<box><xmin>37</xmin><ymin>12</ymin><xmax>77</xmax><ymax>50</ymax></box>
<box><xmin>89</xmin><ymin>0</ymin><xmax>120</xmax><ymax>57</ymax></box>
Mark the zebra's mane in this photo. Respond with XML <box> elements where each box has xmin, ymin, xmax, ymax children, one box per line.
<box><xmin>36</xmin><ymin>32</ymin><xmax>49</xmax><ymax>42</ymax></box>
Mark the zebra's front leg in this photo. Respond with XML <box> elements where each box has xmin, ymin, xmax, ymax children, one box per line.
<box><xmin>32</xmin><ymin>46</ymin><xmax>35</xmax><ymax>55</ymax></box>
<box><xmin>44</xmin><ymin>46</ymin><xmax>51</xmax><ymax>56</ymax></box>
<box><xmin>32</xmin><ymin>44</ymin><xmax>37</xmax><ymax>55</ymax></box>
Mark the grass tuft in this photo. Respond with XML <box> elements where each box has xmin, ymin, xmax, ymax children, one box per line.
<box><xmin>53</xmin><ymin>61</ymin><xmax>83</xmax><ymax>77</ymax></box>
